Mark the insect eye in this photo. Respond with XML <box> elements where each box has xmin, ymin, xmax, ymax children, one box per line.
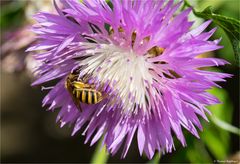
<box><xmin>72</xmin><ymin>69</ymin><xmax>80</xmax><ymax>74</ymax></box>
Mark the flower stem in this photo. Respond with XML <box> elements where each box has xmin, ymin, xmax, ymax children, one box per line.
<box><xmin>91</xmin><ymin>140</ymin><xmax>109</xmax><ymax>164</ymax></box>
<box><xmin>211</xmin><ymin>116</ymin><xmax>240</xmax><ymax>136</ymax></box>
<box><xmin>147</xmin><ymin>153</ymin><xmax>161</xmax><ymax>164</ymax></box>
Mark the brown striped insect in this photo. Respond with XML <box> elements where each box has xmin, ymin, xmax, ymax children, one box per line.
<box><xmin>65</xmin><ymin>72</ymin><xmax>103</xmax><ymax>111</ymax></box>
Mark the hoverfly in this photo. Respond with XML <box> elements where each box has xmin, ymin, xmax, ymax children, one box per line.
<box><xmin>65</xmin><ymin>70</ymin><xmax>103</xmax><ymax>111</ymax></box>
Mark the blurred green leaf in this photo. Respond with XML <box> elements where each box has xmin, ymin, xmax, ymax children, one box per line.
<box><xmin>91</xmin><ymin>141</ymin><xmax>109</xmax><ymax>164</ymax></box>
<box><xmin>200</xmin><ymin>87</ymin><xmax>234</xmax><ymax>159</ymax></box>
<box><xmin>201</xmin><ymin>126</ymin><xmax>227</xmax><ymax>159</ymax></box>
<box><xmin>208</xmin><ymin>87</ymin><xmax>233</xmax><ymax>122</ymax></box>
<box><xmin>0</xmin><ymin>1</ymin><xmax>26</xmax><ymax>30</ymax></box>
<box><xmin>214</xmin><ymin>27</ymin><xmax>235</xmax><ymax>64</ymax></box>
<box><xmin>184</xmin><ymin>0</ymin><xmax>240</xmax><ymax>65</ymax></box>
<box><xmin>186</xmin><ymin>140</ymin><xmax>212</xmax><ymax>163</ymax></box>
<box><xmin>196</xmin><ymin>0</ymin><xmax>226</xmax><ymax>11</ymax></box>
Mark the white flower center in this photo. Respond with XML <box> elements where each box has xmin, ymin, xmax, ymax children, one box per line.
<box><xmin>77</xmin><ymin>43</ymin><xmax>153</xmax><ymax>115</ymax></box>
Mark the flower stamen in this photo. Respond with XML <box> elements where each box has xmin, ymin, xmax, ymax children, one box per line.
<box><xmin>147</xmin><ymin>46</ymin><xmax>165</xmax><ymax>57</ymax></box>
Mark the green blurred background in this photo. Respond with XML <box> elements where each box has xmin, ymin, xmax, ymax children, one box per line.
<box><xmin>1</xmin><ymin>0</ymin><xmax>239</xmax><ymax>163</ymax></box>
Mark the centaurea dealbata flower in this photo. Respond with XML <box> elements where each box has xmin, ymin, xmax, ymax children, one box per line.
<box><xmin>29</xmin><ymin>0</ymin><xmax>231</xmax><ymax>159</ymax></box>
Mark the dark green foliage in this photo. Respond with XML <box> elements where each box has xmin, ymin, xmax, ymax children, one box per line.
<box><xmin>184</xmin><ymin>0</ymin><xmax>240</xmax><ymax>65</ymax></box>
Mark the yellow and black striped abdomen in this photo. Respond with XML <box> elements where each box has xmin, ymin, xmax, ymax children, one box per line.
<box><xmin>73</xmin><ymin>88</ymin><xmax>102</xmax><ymax>104</ymax></box>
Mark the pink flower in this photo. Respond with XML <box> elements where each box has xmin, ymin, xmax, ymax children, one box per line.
<box><xmin>29</xmin><ymin>0</ymin><xmax>231</xmax><ymax>159</ymax></box>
